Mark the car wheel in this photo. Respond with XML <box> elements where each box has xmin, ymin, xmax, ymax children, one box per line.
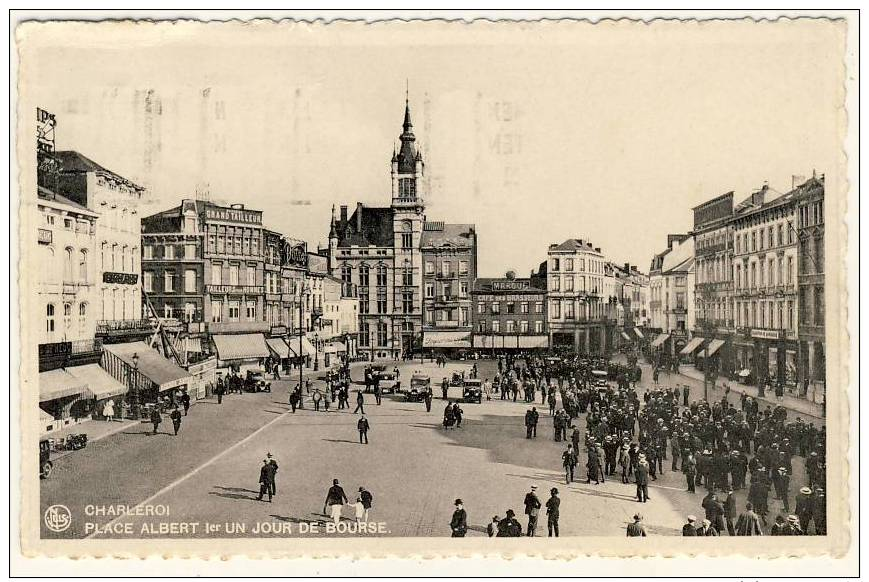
<box><xmin>41</xmin><ymin>461</ymin><xmax>52</xmax><ymax>479</ymax></box>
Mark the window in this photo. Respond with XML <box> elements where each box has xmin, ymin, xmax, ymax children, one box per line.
<box><xmin>550</xmin><ymin>276</ymin><xmax>560</xmax><ymax>292</ymax></box>
<box><xmin>246</xmin><ymin>301</ymin><xmax>256</xmax><ymax>321</ymax></box>
<box><xmin>78</xmin><ymin>250</ymin><xmax>88</xmax><ymax>282</ymax></box>
<box><xmin>164</xmin><ymin>271</ymin><xmax>175</xmax><ymax>292</ymax></box>
<box><xmin>535</xmin><ymin>302</ymin><xmax>543</xmax><ymax>314</ymax></box>
<box><xmin>565</xmin><ymin>277</ymin><xmax>574</xmax><ymax>292</ymax></box>
<box><xmin>459</xmin><ymin>260</ymin><xmax>469</xmax><ymax>275</ymax></box>
<box><xmin>228</xmin><ymin>301</ymin><xmax>240</xmax><ymax>321</ymax></box>
<box><xmin>460</xmin><ymin>307</ymin><xmax>468</xmax><ymax>326</ymax></box>
<box><xmin>787</xmin><ymin>300</ymin><xmax>794</xmax><ymax>330</ymax></box>
<box><xmin>425</xmin><ymin>261</ymin><xmax>434</xmax><ymax>276</ymax></box>
<box><xmin>402</xmin><ymin>267</ymin><xmax>413</xmax><ymax>286</ymax></box>
<box><xmin>184</xmin><ymin>303</ymin><xmax>196</xmax><ymax>323</ymax></box>
<box><xmin>401</xmin><ymin>233</ymin><xmax>413</xmax><ymax>249</ymax></box>
<box><xmin>185</xmin><ymin>243</ymin><xmax>196</xmax><ymax>259</ymax></box>
<box><xmin>143</xmin><ymin>271</ymin><xmax>154</xmax><ymax>292</ymax></box>
<box><xmin>551</xmin><ymin>258</ymin><xmax>560</xmax><ymax>271</ymax></box>
<box><xmin>46</xmin><ymin>304</ymin><xmax>55</xmax><ymax>335</ymax></box>
<box><xmin>376</xmin><ymin>265</ymin><xmax>388</xmax><ymax>286</ymax></box>
<box><xmin>477</xmin><ymin>302</ymin><xmax>485</xmax><ymax>314</ymax></box>
<box><xmin>377</xmin><ymin>322</ymin><xmax>388</xmax><ymax>346</ymax></box>
<box><xmin>63</xmin><ymin>247</ymin><xmax>74</xmax><ymax>282</ymax></box>
<box><xmin>442</xmin><ymin>283</ymin><xmax>452</xmax><ymax>298</ymax></box>
<box><xmin>815</xmin><ymin>287</ymin><xmax>824</xmax><ymax>326</ymax></box>
<box><xmin>402</xmin><ymin>291</ymin><xmax>414</xmax><ymax>314</ymax></box>
<box><xmin>551</xmin><ymin>300</ymin><xmax>561</xmax><ymax>319</ymax></box>
<box><xmin>211</xmin><ymin>264</ymin><xmax>222</xmax><ymax>285</ymax></box>
<box><xmin>246</xmin><ymin>266</ymin><xmax>256</xmax><ymax>286</ymax></box>
<box><xmin>164</xmin><ymin>245</ymin><xmax>175</xmax><ymax>260</ymax></box>
<box><xmin>185</xmin><ymin>269</ymin><xmax>196</xmax><ymax>293</ymax></box>
<box><xmin>491</xmin><ymin>302</ymin><xmax>500</xmax><ymax>314</ymax></box>
<box><xmin>520</xmin><ymin>320</ymin><xmax>529</xmax><ymax>333</ymax></box>
<box><xmin>163</xmin><ymin>304</ymin><xmax>174</xmax><ymax>319</ymax></box>
<box><xmin>815</xmin><ymin>234</ymin><xmax>824</xmax><ymax>273</ymax></box>
<box><xmin>229</xmin><ymin>265</ymin><xmax>239</xmax><ymax>286</ymax></box>
<box><xmin>359</xmin><ymin>290</ymin><xmax>369</xmax><ymax>314</ymax></box>
<box><xmin>521</xmin><ymin>302</ymin><xmax>529</xmax><ymax>314</ymax></box>
<box><xmin>425</xmin><ymin>283</ymin><xmax>435</xmax><ymax>298</ymax></box>
<box><xmin>64</xmin><ymin>218</ymin><xmax>73</xmax><ymax>229</ymax></box>
<box><xmin>398</xmin><ymin>178</ymin><xmax>416</xmax><ymax>198</ymax></box>
<box><xmin>477</xmin><ymin>321</ymin><xmax>486</xmax><ymax>332</ymax></box>
<box><xmin>211</xmin><ymin>301</ymin><xmax>222</xmax><ymax>322</ymax></box>
<box><xmin>505</xmin><ymin>320</ymin><xmax>515</xmax><ymax>332</ymax></box>
<box><xmin>565</xmin><ymin>301</ymin><xmax>575</xmax><ymax>319</ymax></box>
<box><xmin>491</xmin><ymin>320</ymin><xmax>500</xmax><ymax>333</ymax></box>
<box><xmin>377</xmin><ymin>289</ymin><xmax>387</xmax><ymax>314</ymax></box>
<box><xmin>564</xmin><ymin>258</ymin><xmax>573</xmax><ymax>272</ymax></box>
<box><xmin>441</xmin><ymin>261</ymin><xmax>451</xmax><ymax>277</ymax></box>
<box><xmin>506</xmin><ymin>302</ymin><xmax>515</xmax><ymax>314</ymax></box>
<box><xmin>217</xmin><ymin>235</ymin><xmax>225</xmax><ymax>253</ymax></box>
<box><xmin>425</xmin><ymin>308</ymin><xmax>435</xmax><ymax>325</ymax></box>
<box><xmin>534</xmin><ymin>321</ymin><xmax>543</xmax><ymax>334</ymax></box>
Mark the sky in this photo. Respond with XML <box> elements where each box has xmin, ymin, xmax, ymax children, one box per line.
<box><xmin>21</xmin><ymin>19</ymin><xmax>845</xmax><ymax>277</ymax></box>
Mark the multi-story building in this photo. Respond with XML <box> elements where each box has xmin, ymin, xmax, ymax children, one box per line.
<box><xmin>647</xmin><ymin>234</ymin><xmax>694</xmax><ymax>360</ymax></box>
<box><xmin>421</xmin><ymin>222</ymin><xmax>477</xmax><ymax>352</ymax></box>
<box><xmin>471</xmin><ymin>273</ymin><xmax>548</xmax><ymax>351</ymax></box>
<box><xmin>731</xmin><ymin>183</ymin><xmax>799</xmax><ymax>389</ymax></box>
<box><xmin>543</xmin><ymin>238</ymin><xmax>611</xmax><ymax>355</ymax></box>
<box><xmin>327</xmin><ymin>99</ymin><xmax>439</xmax><ymax>359</ymax></box>
<box><xmin>688</xmin><ymin>191</ymin><xmax>736</xmax><ymax>374</ymax></box>
<box><xmin>40</xmin><ymin>150</ymin><xmax>149</xmax><ymax>343</ymax></box>
<box><xmin>795</xmin><ymin>174</ymin><xmax>825</xmax><ymax>403</ymax></box>
<box><xmin>612</xmin><ymin>263</ymin><xmax>649</xmax><ymax>347</ymax></box>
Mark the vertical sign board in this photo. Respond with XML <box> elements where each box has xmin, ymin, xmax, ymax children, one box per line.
<box><xmin>37</xmin><ymin>108</ymin><xmax>56</xmax><ymax>153</ymax></box>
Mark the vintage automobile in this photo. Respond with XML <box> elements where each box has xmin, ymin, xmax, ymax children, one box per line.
<box><xmin>406</xmin><ymin>374</ymin><xmax>432</xmax><ymax>402</ymax></box>
<box><xmin>39</xmin><ymin>440</ymin><xmax>53</xmax><ymax>479</ymax></box>
<box><xmin>449</xmin><ymin>370</ymin><xmax>467</xmax><ymax>387</ymax></box>
<box><xmin>591</xmin><ymin>369</ymin><xmax>609</xmax><ymax>388</ymax></box>
<box><xmin>377</xmin><ymin>372</ymin><xmax>401</xmax><ymax>395</ymax></box>
<box><xmin>365</xmin><ymin>364</ymin><xmax>389</xmax><ymax>392</ymax></box>
<box><xmin>462</xmin><ymin>378</ymin><xmax>483</xmax><ymax>403</ymax></box>
<box><xmin>244</xmin><ymin>370</ymin><xmax>272</xmax><ymax>392</ymax></box>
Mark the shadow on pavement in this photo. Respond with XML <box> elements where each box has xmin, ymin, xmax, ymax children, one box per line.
<box><xmin>209</xmin><ymin>486</ymin><xmax>261</xmax><ymax>501</ymax></box>
<box><xmin>322</xmin><ymin>438</ymin><xmax>359</xmax><ymax>444</ymax></box>
<box><xmin>269</xmin><ymin>514</ymin><xmax>324</xmax><ymax>524</ymax></box>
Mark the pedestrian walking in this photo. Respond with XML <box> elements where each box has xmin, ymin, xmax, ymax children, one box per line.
<box><xmin>289</xmin><ymin>389</ymin><xmax>299</xmax><ymax>413</ymax></box>
<box><xmin>313</xmin><ymin>388</ymin><xmax>322</xmax><ymax>411</ymax></box>
<box><xmin>454</xmin><ymin>403</ymin><xmax>463</xmax><ymax>428</ymax></box>
<box><xmin>724</xmin><ymin>488</ymin><xmax>737</xmax><ymax>535</ymax></box>
<box><xmin>180</xmin><ymin>390</ymin><xmax>191</xmax><ymax>416</ymax></box>
<box><xmin>102</xmin><ymin>399</ymin><xmax>115</xmax><ymax>422</ymax></box>
<box><xmin>523</xmin><ymin>485</ymin><xmax>541</xmax><ymax>537</ymax></box>
<box><xmin>546</xmin><ymin>488</ymin><xmax>560</xmax><ymax>537</ymax></box>
<box><xmin>682</xmin><ymin>515</ymin><xmax>698</xmax><ymax>536</ymax></box>
<box><xmin>170</xmin><ymin>406</ymin><xmax>182</xmax><ymax>436</ymax></box>
<box><xmin>256</xmin><ymin>459</ymin><xmax>274</xmax><ymax>502</ymax></box>
<box><xmin>424</xmin><ymin>390</ymin><xmax>433</xmax><ymax>412</ymax></box>
<box><xmin>358</xmin><ymin>486</ymin><xmax>373</xmax><ymax>522</ymax></box>
<box><xmin>441</xmin><ymin>378</ymin><xmax>449</xmax><ymax>400</ymax></box>
<box><xmin>323</xmin><ymin>479</ymin><xmax>348</xmax><ymax>524</ymax></box>
<box><xmin>354</xmin><ymin>390</ymin><xmax>366</xmax><ymax>414</ymax></box>
<box><xmin>562</xmin><ymin>444</ymin><xmax>578</xmax><ymax>484</ymax></box>
<box><xmin>735</xmin><ymin>502</ymin><xmax>764</xmax><ymax>536</ymax></box>
<box><xmin>216</xmin><ymin>378</ymin><xmax>225</xmax><ymax>404</ymax></box>
<box><xmin>150</xmin><ymin>407</ymin><xmax>162</xmax><ymax>435</ymax></box>
<box><xmin>626</xmin><ymin>513</ymin><xmax>647</xmax><ymax>537</ymax></box>
<box><xmin>450</xmin><ymin>499</ymin><xmax>468</xmax><ymax>537</ymax></box>
<box><xmin>357</xmin><ymin>415</ymin><xmax>370</xmax><ymax>444</ymax></box>
<box><xmin>635</xmin><ymin>458</ymin><xmax>650</xmax><ymax>503</ymax></box>
<box><xmin>266</xmin><ymin>453</ymin><xmax>279</xmax><ymax>497</ymax></box>
<box><xmin>374</xmin><ymin>383</ymin><xmax>382</xmax><ymax>406</ymax></box>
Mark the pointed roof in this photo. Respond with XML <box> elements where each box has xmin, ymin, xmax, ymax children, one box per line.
<box><xmin>396</xmin><ymin>98</ymin><xmax>419</xmax><ymax>174</ymax></box>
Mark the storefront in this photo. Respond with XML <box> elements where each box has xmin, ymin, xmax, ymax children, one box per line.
<box><xmin>265</xmin><ymin>337</ymin><xmax>293</xmax><ymax>372</ymax></box>
<box><xmin>67</xmin><ymin>363</ymin><xmax>128</xmax><ymax>420</ymax></box>
<box><xmin>322</xmin><ymin>341</ymin><xmax>348</xmax><ymax>369</ymax></box>
<box><xmin>102</xmin><ymin>342</ymin><xmax>193</xmax><ymax>416</ymax></box>
<box><xmin>39</xmin><ymin>368</ymin><xmax>90</xmax><ymax>432</ymax></box>
<box><xmin>211</xmin><ymin>333</ymin><xmax>270</xmax><ymax>373</ymax></box>
<box><xmin>679</xmin><ymin>336</ymin><xmax>705</xmax><ymax>364</ymax></box>
<box><xmin>286</xmin><ymin>336</ymin><xmax>317</xmax><ymax>368</ymax></box>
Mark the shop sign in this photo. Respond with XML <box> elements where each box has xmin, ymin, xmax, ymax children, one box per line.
<box><xmin>492</xmin><ymin>280</ymin><xmax>528</xmax><ymax>291</ymax></box>
<box><xmin>37</xmin><ymin>107</ymin><xmax>56</xmax><ymax>153</ymax></box>
<box><xmin>751</xmin><ymin>328</ymin><xmax>782</xmax><ymax>340</ymax></box>
<box><xmin>39</xmin><ymin>341</ymin><xmax>71</xmax><ymax>359</ymax></box>
<box><xmin>38</xmin><ymin>228</ymin><xmax>52</xmax><ymax>244</ymax></box>
<box><xmin>103</xmin><ymin>272</ymin><xmax>139</xmax><ymax>285</ymax></box>
<box><xmin>270</xmin><ymin>325</ymin><xmax>288</xmax><ymax>337</ymax></box>
<box><xmin>282</xmin><ymin>242</ymin><xmax>308</xmax><ymax>267</ymax></box>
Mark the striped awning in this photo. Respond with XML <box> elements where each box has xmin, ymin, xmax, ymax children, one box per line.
<box><xmin>286</xmin><ymin>337</ymin><xmax>316</xmax><ymax>357</ymax></box>
<box><xmin>679</xmin><ymin>336</ymin><xmax>705</xmax><ymax>356</ymax></box>
<box><xmin>212</xmin><ymin>334</ymin><xmax>270</xmax><ymax>361</ymax></box>
<box><xmin>650</xmin><ymin>333</ymin><xmax>670</xmax><ymax>348</ymax></box>
<box><xmin>68</xmin><ymin>363</ymin><xmax>127</xmax><ymax>400</ymax></box>
<box><xmin>103</xmin><ymin>342</ymin><xmax>192</xmax><ymax>392</ymax></box>
<box><xmin>705</xmin><ymin>339</ymin><xmax>726</xmax><ymax>356</ymax></box>
<box><xmin>265</xmin><ymin>338</ymin><xmax>291</xmax><ymax>359</ymax></box>
<box><xmin>39</xmin><ymin>369</ymin><xmax>88</xmax><ymax>402</ymax></box>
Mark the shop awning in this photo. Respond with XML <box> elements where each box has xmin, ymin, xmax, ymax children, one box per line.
<box><xmin>679</xmin><ymin>336</ymin><xmax>705</xmax><ymax>356</ymax></box>
<box><xmin>634</xmin><ymin>328</ymin><xmax>645</xmax><ymax>339</ymax></box>
<box><xmin>39</xmin><ymin>369</ymin><xmax>88</xmax><ymax>402</ymax></box>
<box><xmin>286</xmin><ymin>337</ymin><xmax>316</xmax><ymax>357</ymax></box>
<box><xmin>517</xmin><ymin>335</ymin><xmax>549</xmax><ymax>349</ymax></box>
<box><xmin>265</xmin><ymin>338</ymin><xmax>291</xmax><ymax>359</ymax></box>
<box><xmin>103</xmin><ymin>342</ymin><xmax>191</xmax><ymax>392</ymax></box>
<box><xmin>423</xmin><ymin>331</ymin><xmax>472</xmax><ymax>348</ymax></box>
<box><xmin>620</xmin><ymin>331</ymin><xmax>632</xmax><ymax>341</ymax></box>
<box><xmin>184</xmin><ymin>337</ymin><xmax>203</xmax><ymax>353</ymax></box>
<box><xmin>650</xmin><ymin>333</ymin><xmax>670</xmax><ymax>348</ymax></box>
<box><xmin>68</xmin><ymin>363</ymin><xmax>127</xmax><ymax>400</ymax></box>
<box><xmin>212</xmin><ymin>334</ymin><xmax>270</xmax><ymax>361</ymax></box>
<box><xmin>705</xmin><ymin>339</ymin><xmax>725</xmax><ymax>356</ymax></box>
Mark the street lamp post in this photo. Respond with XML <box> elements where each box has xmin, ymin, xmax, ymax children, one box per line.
<box><xmin>129</xmin><ymin>352</ymin><xmax>139</xmax><ymax>418</ymax></box>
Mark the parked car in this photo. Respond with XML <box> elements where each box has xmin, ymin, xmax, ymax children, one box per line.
<box><xmin>39</xmin><ymin>440</ymin><xmax>52</xmax><ymax>479</ymax></box>
<box><xmin>591</xmin><ymin>369</ymin><xmax>608</xmax><ymax>388</ymax></box>
<box><xmin>244</xmin><ymin>370</ymin><xmax>271</xmax><ymax>392</ymax></box>
<box><xmin>406</xmin><ymin>374</ymin><xmax>432</xmax><ymax>402</ymax></box>
<box><xmin>462</xmin><ymin>378</ymin><xmax>483</xmax><ymax>403</ymax></box>
<box><xmin>377</xmin><ymin>372</ymin><xmax>401</xmax><ymax>395</ymax></box>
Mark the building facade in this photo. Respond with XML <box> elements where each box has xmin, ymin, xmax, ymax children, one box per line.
<box><xmin>544</xmin><ymin>238</ymin><xmax>612</xmax><ymax>355</ymax></box>
<box><xmin>472</xmin><ymin>274</ymin><xmax>548</xmax><ymax>350</ymax></box>
<box><xmin>647</xmin><ymin>234</ymin><xmax>694</xmax><ymax>360</ymax></box>
<box><xmin>421</xmin><ymin>222</ymin><xmax>478</xmax><ymax>351</ymax></box>
<box><xmin>795</xmin><ymin>175</ymin><xmax>825</xmax><ymax>402</ymax></box>
<box><xmin>731</xmin><ymin>184</ymin><xmax>799</xmax><ymax>389</ymax></box>
<box><xmin>40</xmin><ymin>151</ymin><xmax>148</xmax><ymax>343</ymax></box>
<box><xmin>690</xmin><ymin>192</ymin><xmax>736</xmax><ymax>374</ymax></box>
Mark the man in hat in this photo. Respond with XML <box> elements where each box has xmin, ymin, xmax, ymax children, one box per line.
<box><xmin>735</xmin><ymin>502</ymin><xmax>764</xmax><ymax>536</ymax></box>
<box><xmin>357</xmin><ymin>414</ymin><xmax>370</xmax><ymax>444</ymax></box>
<box><xmin>358</xmin><ymin>486</ymin><xmax>373</xmax><ymax>522</ymax></box>
<box><xmin>772</xmin><ymin>467</ymin><xmax>791</xmax><ymax>512</ymax></box>
<box><xmin>323</xmin><ymin>479</ymin><xmax>348</xmax><ymax>524</ymax></box>
<box><xmin>562</xmin><ymin>444</ymin><xmax>578</xmax><ymax>484</ymax></box>
<box><xmin>795</xmin><ymin>486</ymin><xmax>814</xmax><ymax>534</ymax></box>
<box><xmin>626</xmin><ymin>513</ymin><xmax>647</xmax><ymax>537</ymax></box>
<box><xmin>635</xmin><ymin>457</ymin><xmax>650</xmax><ymax>503</ymax></box>
<box><xmin>682</xmin><ymin>515</ymin><xmax>698</xmax><ymax>536</ymax></box>
<box><xmin>497</xmin><ymin>509</ymin><xmax>523</xmax><ymax>537</ymax></box>
<box><xmin>450</xmin><ymin>499</ymin><xmax>468</xmax><ymax>537</ymax></box>
<box><xmin>256</xmin><ymin>459</ymin><xmax>273</xmax><ymax>502</ymax></box>
<box><xmin>265</xmin><ymin>452</ymin><xmax>279</xmax><ymax>497</ymax></box>
<box><xmin>619</xmin><ymin>443</ymin><xmax>631</xmax><ymax>484</ymax></box>
<box><xmin>546</xmin><ymin>488</ymin><xmax>560</xmax><ymax>537</ymax></box>
<box><xmin>523</xmin><ymin>485</ymin><xmax>542</xmax><ymax>537</ymax></box>
<box><xmin>487</xmin><ymin>515</ymin><xmax>500</xmax><ymax>537</ymax></box>
<box><xmin>723</xmin><ymin>488</ymin><xmax>737</xmax><ymax>536</ymax></box>
<box><xmin>770</xmin><ymin>514</ymin><xmax>789</xmax><ymax>535</ymax></box>
<box><xmin>525</xmin><ymin>408</ymin><xmax>535</xmax><ymax>439</ymax></box>
<box><xmin>786</xmin><ymin>514</ymin><xmax>805</xmax><ymax>535</ymax></box>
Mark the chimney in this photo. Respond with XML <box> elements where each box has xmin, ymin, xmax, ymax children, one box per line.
<box><xmin>356</xmin><ymin>202</ymin><xmax>363</xmax><ymax>232</ymax></box>
<box><xmin>340</xmin><ymin>205</ymin><xmax>348</xmax><ymax>224</ymax></box>
<box><xmin>624</xmin><ymin>262</ymin><xmax>630</xmax><ymax>272</ymax></box>
<box><xmin>587</xmin><ymin>242</ymin><xmax>593</xmax><ymax>249</ymax></box>
<box><xmin>631</xmin><ymin>265</ymin><xmax>637</xmax><ymax>272</ymax></box>
<box><xmin>594</xmin><ymin>247</ymin><xmax>601</xmax><ymax>253</ymax></box>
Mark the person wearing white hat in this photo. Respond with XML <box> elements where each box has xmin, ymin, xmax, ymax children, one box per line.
<box><xmin>523</xmin><ymin>485</ymin><xmax>542</xmax><ymax>537</ymax></box>
<box><xmin>698</xmin><ymin>518</ymin><xmax>718</xmax><ymax>536</ymax></box>
<box><xmin>795</xmin><ymin>486</ymin><xmax>814</xmax><ymax>533</ymax></box>
<box><xmin>682</xmin><ymin>515</ymin><xmax>697</xmax><ymax>536</ymax></box>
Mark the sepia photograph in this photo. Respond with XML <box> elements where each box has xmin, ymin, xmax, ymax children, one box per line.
<box><xmin>11</xmin><ymin>10</ymin><xmax>859</xmax><ymax>573</ymax></box>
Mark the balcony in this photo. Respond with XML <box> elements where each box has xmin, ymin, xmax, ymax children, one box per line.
<box><xmin>205</xmin><ymin>284</ymin><xmax>264</xmax><ymax>295</ymax></box>
<box><xmin>96</xmin><ymin>319</ymin><xmax>158</xmax><ymax>337</ymax></box>
<box><xmin>696</xmin><ymin>241</ymin><xmax>728</xmax><ymax>256</ymax></box>
<box><xmin>281</xmin><ymin>293</ymin><xmax>297</xmax><ymax>303</ymax></box>
<box><xmin>435</xmin><ymin>272</ymin><xmax>457</xmax><ymax>280</ymax></box>
<box><xmin>436</xmin><ymin>295</ymin><xmax>460</xmax><ymax>304</ymax></box>
<box><xmin>434</xmin><ymin>320</ymin><xmax>461</xmax><ymax>328</ymax></box>
<box><xmin>207</xmin><ymin>321</ymin><xmax>271</xmax><ymax>334</ymax></box>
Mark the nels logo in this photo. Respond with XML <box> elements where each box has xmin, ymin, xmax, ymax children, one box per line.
<box><xmin>44</xmin><ymin>504</ymin><xmax>72</xmax><ymax>533</ymax></box>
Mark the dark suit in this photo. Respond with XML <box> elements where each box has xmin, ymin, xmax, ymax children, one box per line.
<box><xmin>450</xmin><ymin>508</ymin><xmax>467</xmax><ymax>537</ymax></box>
<box><xmin>682</xmin><ymin>523</ymin><xmax>697</xmax><ymax>536</ymax></box>
<box><xmin>545</xmin><ymin>495</ymin><xmax>560</xmax><ymax>537</ymax></box>
<box><xmin>524</xmin><ymin>492</ymin><xmax>541</xmax><ymax>536</ymax></box>
<box><xmin>635</xmin><ymin>463</ymin><xmax>650</xmax><ymax>502</ymax></box>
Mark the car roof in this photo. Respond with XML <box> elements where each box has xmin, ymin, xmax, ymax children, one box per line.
<box><xmin>411</xmin><ymin>374</ymin><xmax>430</xmax><ymax>380</ymax></box>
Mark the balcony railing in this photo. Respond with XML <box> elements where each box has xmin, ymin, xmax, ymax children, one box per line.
<box><xmin>436</xmin><ymin>295</ymin><xmax>460</xmax><ymax>304</ymax></box>
<box><xmin>696</xmin><ymin>242</ymin><xmax>728</xmax><ymax>256</ymax></box>
<box><xmin>96</xmin><ymin>319</ymin><xmax>157</xmax><ymax>336</ymax></box>
<box><xmin>434</xmin><ymin>320</ymin><xmax>461</xmax><ymax>328</ymax></box>
<box><xmin>436</xmin><ymin>272</ymin><xmax>457</xmax><ymax>280</ymax></box>
<box><xmin>207</xmin><ymin>321</ymin><xmax>271</xmax><ymax>334</ymax></box>
<box><xmin>205</xmin><ymin>284</ymin><xmax>264</xmax><ymax>295</ymax></box>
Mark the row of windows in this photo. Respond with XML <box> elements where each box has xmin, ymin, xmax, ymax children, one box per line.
<box><xmin>477</xmin><ymin>301</ymin><xmax>544</xmax><ymax>315</ymax></box>
<box><xmin>550</xmin><ymin>256</ymin><xmax>603</xmax><ymax>274</ymax></box>
<box><xmin>476</xmin><ymin>320</ymin><xmax>544</xmax><ymax>333</ymax></box>
<box><xmin>143</xmin><ymin>243</ymin><xmax>198</xmax><ymax>260</ymax></box>
<box><xmin>798</xmin><ymin>201</ymin><xmax>824</xmax><ymax>229</ymax></box>
<box><xmin>44</xmin><ymin>302</ymin><xmax>88</xmax><ymax>339</ymax></box>
<box><xmin>549</xmin><ymin>275</ymin><xmax>602</xmax><ymax>293</ymax></box>
<box><xmin>358</xmin><ymin>322</ymin><xmax>390</xmax><ymax>347</ymax></box>
<box><xmin>143</xmin><ymin>270</ymin><xmax>198</xmax><ymax>293</ymax></box>
<box><xmin>210</xmin><ymin>300</ymin><xmax>258</xmax><ymax>323</ymax></box>
<box><xmin>210</xmin><ymin>263</ymin><xmax>258</xmax><ymax>286</ymax></box>
<box><xmin>101</xmin><ymin>243</ymin><xmax>139</xmax><ymax>273</ymax></box>
<box><xmin>424</xmin><ymin>260</ymin><xmax>470</xmax><ymax>276</ymax></box>
<box><xmin>549</xmin><ymin>299</ymin><xmax>605</xmax><ymax>319</ymax></box>
<box><xmin>734</xmin><ymin>256</ymin><xmax>796</xmax><ymax>290</ymax></box>
<box><xmin>43</xmin><ymin>212</ymin><xmax>94</xmax><ymax>234</ymax></box>
<box><xmin>424</xmin><ymin>307</ymin><xmax>469</xmax><ymax>325</ymax></box>
<box><xmin>734</xmin><ymin>299</ymin><xmax>798</xmax><ymax>331</ymax></box>
<box><xmin>734</xmin><ymin>220</ymin><xmax>796</xmax><ymax>255</ymax></box>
